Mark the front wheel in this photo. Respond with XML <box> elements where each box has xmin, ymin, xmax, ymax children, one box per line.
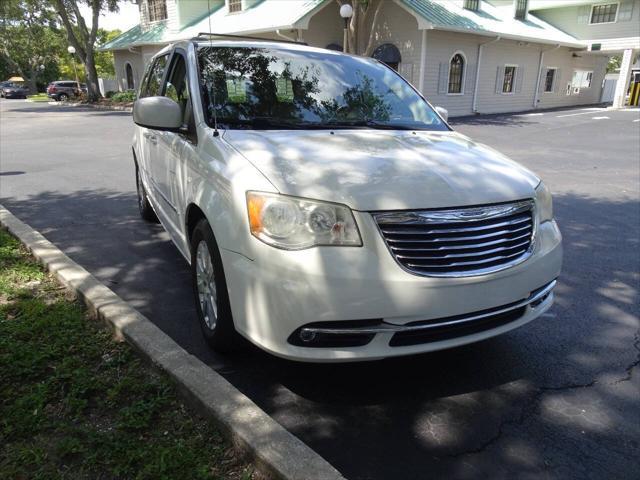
<box><xmin>135</xmin><ymin>166</ymin><xmax>159</xmax><ymax>223</ymax></box>
<box><xmin>191</xmin><ymin>219</ymin><xmax>240</xmax><ymax>352</ymax></box>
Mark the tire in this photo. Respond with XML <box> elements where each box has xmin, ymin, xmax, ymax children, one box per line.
<box><xmin>59</xmin><ymin>93</ymin><xmax>68</xmax><ymax>101</ymax></box>
<box><xmin>135</xmin><ymin>166</ymin><xmax>159</xmax><ymax>223</ymax></box>
<box><xmin>191</xmin><ymin>219</ymin><xmax>240</xmax><ymax>352</ymax></box>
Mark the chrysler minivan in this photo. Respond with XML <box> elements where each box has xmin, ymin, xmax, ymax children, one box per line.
<box><xmin>132</xmin><ymin>38</ymin><xmax>562</xmax><ymax>362</ymax></box>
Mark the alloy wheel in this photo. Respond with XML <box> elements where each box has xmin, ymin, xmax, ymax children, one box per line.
<box><xmin>196</xmin><ymin>240</ymin><xmax>218</xmax><ymax>330</ymax></box>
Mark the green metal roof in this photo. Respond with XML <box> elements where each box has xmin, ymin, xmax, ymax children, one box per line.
<box><xmin>400</xmin><ymin>0</ymin><xmax>584</xmax><ymax>47</ymax></box>
<box><xmin>99</xmin><ymin>22</ymin><xmax>168</xmax><ymax>50</ymax></box>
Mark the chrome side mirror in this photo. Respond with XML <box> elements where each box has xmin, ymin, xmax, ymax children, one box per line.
<box><xmin>133</xmin><ymin>96</ymin><xmax>183</xmax><ymax>131</ymax></box>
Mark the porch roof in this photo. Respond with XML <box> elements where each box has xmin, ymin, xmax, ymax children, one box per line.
<box><xmin>399</xmin><ymin>0</ymin><xmax>585</xmax><ymax>48</ymax></box>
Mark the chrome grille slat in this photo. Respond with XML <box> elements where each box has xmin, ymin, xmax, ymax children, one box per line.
<box><xmin>405</xmin><ymin>249</ymin><xmax>528</xmax><ymax>270</ymax></box>
<box><xmin>389</xmin><ymin>232</ymin><xmax>531</xmax><ymax>250</ymax></box>
<box><xmin>394</xmin><ymin>240</ymin><xmax>530</xmax><ymax>260</ymax></box>
<box><xmin>383</xmin><ymin>223</ymin><xmax>531</xmax><ymax>242</ymax></box>
<box><xmin>374</xmin><ymin>201</ymin><xmax>535</xmax><ymax>277</ymax></box>
<box><xmin>380</xmin><ymin>215</ymin><xmax>531</xmax><ymax>235</ymax></box>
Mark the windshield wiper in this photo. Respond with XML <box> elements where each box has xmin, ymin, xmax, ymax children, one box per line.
<box><xmin>220</xmin><ymin>117</ymin><xmax>320</xmax><ymax>130</ymax></box>
<box><xmin>323</xmin><ymin>120</ymin><xmax>416</xmax><ymax>130</ymax></box>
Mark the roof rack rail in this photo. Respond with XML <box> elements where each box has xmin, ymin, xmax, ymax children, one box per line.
<box><xmin>192</xmin><ymin>32</ymin><xmax>307</xmax><ymax>46</ymax></box>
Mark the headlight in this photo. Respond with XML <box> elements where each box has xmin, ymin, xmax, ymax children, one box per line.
<box><xmin>247</xmin><ymin>192</ymin><xmax>362</xmax><ymax>249</ymax></box>
<box><xmin>535</xmin><ymin>181</ymin><xmax>553</xmax><ymax>222</ymax></box>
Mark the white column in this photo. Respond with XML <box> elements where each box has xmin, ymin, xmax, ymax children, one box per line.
<box><xmin>613</xmin><ymin>48</ymin><xmax>634</xmax><ymax>108</ymax></box>
<box><xmin>418</xmin><ymin>29</ymin><xmax>427</xmax><ymax>94</ymax></box>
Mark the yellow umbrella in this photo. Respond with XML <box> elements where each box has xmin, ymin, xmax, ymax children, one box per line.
<box><xmin>8</xmin><ymin>76</ymin><xmax>24</xmax><ymax>82</ymax></box>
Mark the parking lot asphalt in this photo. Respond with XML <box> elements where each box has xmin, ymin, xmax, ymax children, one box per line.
<box><xmin>1</xmin><ymin>99</ymin><xmax>639</xmax><ymax>479</ymax></box>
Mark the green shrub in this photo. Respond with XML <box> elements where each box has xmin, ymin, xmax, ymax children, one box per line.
<box><xmin>111</xmin><ymin>90</ymin><xmax>136</xmax><ymax>103</ymax></box>
<box><xmin>105</xmin><ymin>90</ymin><xmax>116</xmax><ymax>98</ymax></box>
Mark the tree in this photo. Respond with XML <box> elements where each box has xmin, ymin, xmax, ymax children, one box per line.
<box><xmin>52</xmin><ymin>0</ymin><xmax>119</xmax><ymax>101</ymax></box>
<box><xmin>0</xmin><ymin>0</ymin><xmax>61</xmax><ymax>92</ymax></box>
<box><xmin>335</xmin><ymin>0</ymin><xmax>385</xmax><ymax>56</ymax></box>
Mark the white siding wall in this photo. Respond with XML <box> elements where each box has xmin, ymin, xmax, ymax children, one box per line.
<box><xmin>421</xmin><ymin>30</ymin><xmax>485</xmax><ymax>117</ymax></box>
<box><xmin>475</xmin><ymin>39</ymin><xmax>544</xmax><ymax>114</ymax></box>
<box><xmin>533</xmin><ymin>1</ymin><xmax>640</xmax><ymax>40</ymax></box>
<box><xmin>303</xmin><ymin>2</ymin><xmax>344</xmax><ymax>50</ymax></box>
<box><xmin>537</xmin><ymin>51</ymin><xmax>609</xmax><ymax>108</ymax></box>
<box><xmin>359</xmin><ymin>0</ymin><xmax>423</xmax><ymax>87</ymax></box>
<box><xmin>113</xmin><ymin>44</ymin><xmax>165</xmax><ymax>92</ymax></box>
<box><xmin>113</xmin><ymin>50</ymin><xmax>145</xmax><ymax>91</ymax></box>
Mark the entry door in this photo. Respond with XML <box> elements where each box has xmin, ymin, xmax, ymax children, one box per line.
<box><xmin>601</xmin><ymin>77</ymin><xmax>617</xmax><ymax>103</ymax></box>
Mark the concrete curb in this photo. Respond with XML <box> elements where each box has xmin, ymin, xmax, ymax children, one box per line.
<box><xmin>44</xmin><ymin>101</ymin><xmax>133</xmax><ymax>112</ymax></box>
<box><xmin>0</xmin><ymin>205</ymin><xmax>346</xmax><ymax>480</ymax></box>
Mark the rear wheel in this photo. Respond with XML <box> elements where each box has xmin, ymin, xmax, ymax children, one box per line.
<box><xmin>59</xmin><ymin>93</ymin><xmax>68</xmax><ymax>101</ymax></box>
<box><xmin>191</xmin><ymin>219</ymin><xmax>240</xmax><ymax>352</ymax></box>
<box><xmin>135</xmin><ymin>166</ymin><xmax>159</xmax><ymax>223</ymax></box>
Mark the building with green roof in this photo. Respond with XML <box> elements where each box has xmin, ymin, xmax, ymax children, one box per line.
<box><xmin>101</xmin><ymin>0</ymin><xmax>639</xmax><ymax>115</ymax></box>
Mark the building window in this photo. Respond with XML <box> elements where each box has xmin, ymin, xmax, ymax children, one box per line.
<box><xmin>503</xmin><ymin>65</ymin><xmax>517</xmax><ymax>93</ymax></box>
<box><xmin>514</xmin><ymin>0</ymin><xmax>528</xmax><ymax>20</ymax></box>
<box><xmin>463</xmin><ymin>0</ymin><xmax>480</xmax><ymax>11</ymax></box>
<box><xmin>448</xmin><ymin>53</ymin><xmax>465</xmax><ymax>94</ymax></box>
<box><xmin>125</xmin><ymin>63</ymin><xmax>134</xmax><ymax>90</ymax></box>
<box><xmin>147</xmin><ymin>0</ymin><xmax>167</xmax><ymax>22</ymax></box>
<box><xmin>571</xmin><ymin>70</ymin><xmax>594</xmax><ymax>90</ymax></box>
<box><xmin>372</xmin><ymin>43</ymin><xmax>402</xmax><ymax>71</ymax></box>
<box><xmin>228</xmin><ymin>0</ymin><xmax>242</xmax><ymax>13</ymax></box>
<box><xmin>544</xmin><ymin>68</ymin><xmax>556</xmax><ymax>92</ymax></box>
<box><xmin>590</xmin><ymin>3</ymin><xmax>617</xmax><ymax>23</ymax></box>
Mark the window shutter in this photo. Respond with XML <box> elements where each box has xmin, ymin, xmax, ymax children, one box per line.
<box><xmin>553</xmin><ymin>68</ymin><xmax>562</xmax><ymax>93</ymax></box>
<box><xmin>438</xmin><ymin>62</ymin><xmax>448</xmax><ymax>94</ymax></box>
<box><xmin>577</xmin><ymin>5</ymin><xmax>590</xmax><ymax>23</ymax></box>
<box><xmin>618</xmin><ymin>1</ymin><xmax>634</xmax><ymax>21</ymax></box>
<box><xmin>515</xmin><ymin>67</ymin><xmax>525</xmax><ymax>93</ymax></box>
<box><xmin>495</xmin><ymin>66</ymin><xmax>505</xmax><ymax>94</ymax></box>
<box><xmin>465</xmin><ymin>64</ymin><xmax>476</xmax><ymax>94</ymax></box>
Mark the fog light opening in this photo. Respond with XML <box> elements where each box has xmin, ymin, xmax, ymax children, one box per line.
<box><xmin>299</xmin><ymin>329</ymin><xmax>317</xmax><ymax>343</ymax></box>
<box><xmin>530</xmin><ymin>292</ymin><xmax>550</xmax><ymax>309</ymax></box>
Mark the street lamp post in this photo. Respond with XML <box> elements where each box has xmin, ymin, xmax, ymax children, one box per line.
<box><xmin>340</xmin><ymin>3</ymin><xmax>353</xmax><ymax>54</ymax></box>
<box><xmin>67</xmin><ymin>45</ymin><xmax>81</xmax><ymax>98</ymax></box>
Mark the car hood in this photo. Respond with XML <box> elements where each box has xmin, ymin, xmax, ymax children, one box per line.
<box><xmin>224</xmin><ymin>129</ymin><xmax>540</xmax><ymax>211</ymax></box>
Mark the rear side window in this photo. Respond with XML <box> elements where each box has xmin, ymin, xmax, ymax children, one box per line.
<box><xmin>142</xmin><ymin>54</ymin><xmax>168</xmax><ymax>97</ymax></box>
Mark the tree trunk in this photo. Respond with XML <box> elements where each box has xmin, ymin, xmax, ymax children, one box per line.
<box><xmin>83</xmin><ymin>48</ymin><xmax>101</xmax><ymax>101</ymax></box>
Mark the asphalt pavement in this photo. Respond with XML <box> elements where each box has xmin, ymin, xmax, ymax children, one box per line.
<box><xmin>1</xmin><ymin>99</ymin><xmax>639</xmax><ymax>479</ymax></box>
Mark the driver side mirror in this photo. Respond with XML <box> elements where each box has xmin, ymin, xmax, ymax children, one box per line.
<box><xmin>435</xmin><ymin>106</ymin><xmax>448</xmax><ymax>122</ymax></box>
<box><xmin>133</xmin><ymin>96</ymin><xmax>183</xmax><ymax>131</ymax></box>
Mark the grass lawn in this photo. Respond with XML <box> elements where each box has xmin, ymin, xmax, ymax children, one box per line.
<box><xmin>26</xmin><ymin>93</ymin><xmax>50</xmax><ymax>103</ymax></box>
<box><xmin>0</xmin><ymin>229</ymin><xmax>256</xmax><ymax>480</ymax></box>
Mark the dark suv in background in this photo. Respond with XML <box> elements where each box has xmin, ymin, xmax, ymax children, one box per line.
<box><xmin>1</xmin><ymin>82</ymin><xmax>29</xmax><ymax>99</ymax></box>
<box><xmin>47</xmin><ymin>81</ymin><xmax>87</xmax><ymax>101</ymax></box>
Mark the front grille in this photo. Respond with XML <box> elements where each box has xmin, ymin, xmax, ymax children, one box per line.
<box><xmin>374</xmin><ymin>200</ymin><xmax>534</xmax><ymax>276</ymax></box>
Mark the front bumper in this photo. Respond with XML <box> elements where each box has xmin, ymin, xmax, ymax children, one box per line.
<box><xmin>221</xmin><ymin>212</ymin><xmax>562</xmax><ymax>362</ymax></box>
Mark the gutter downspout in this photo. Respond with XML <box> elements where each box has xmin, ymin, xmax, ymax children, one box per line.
<box><xmin>533</xmin><ymin>44</ymin><xmax>561</xmax><ymax>108</ymax></box>
<box><xmin>418</xmin><ymin>29</ymin><xmax>428</xmax><ymax>93</ymax></box>
<box><xmin>472</xmin><ymin>36</ymin><xmax>501</xmax><ymax>113</ymax></box>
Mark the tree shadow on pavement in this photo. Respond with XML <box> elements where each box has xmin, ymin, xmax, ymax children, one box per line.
<box><xmin>2</xmin><ymin>189</ymin><xmax>638</xmax><ymax>480</ymax></box>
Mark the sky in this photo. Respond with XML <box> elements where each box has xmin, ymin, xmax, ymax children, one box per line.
<box><xmin>79</xmin><ymin>2</ymin><xmax>140</xmax><ymax>33</ymax></box>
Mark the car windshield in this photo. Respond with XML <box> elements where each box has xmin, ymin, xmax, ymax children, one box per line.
<box><xmin>197</xmin><ymin>45</ymin><xmax>448</xmax><ymax>131</ymax></box>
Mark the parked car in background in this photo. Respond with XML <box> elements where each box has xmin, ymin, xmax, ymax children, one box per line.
<box><xmin>1</xmin><ymin>83</ymin><xmax>29</xmax><ymax>99</ymax></box>
<box><xmin>132</xmin><ymin>40</ymin><xmax>562</xmax><ymax>362</ymax></box>
<box><xmin>46</xmin><ymin>81</ymin><xmax>87</xmax><ymax>101</ymax></box>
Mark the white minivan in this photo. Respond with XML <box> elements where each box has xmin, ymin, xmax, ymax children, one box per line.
<box><xmin>132</xmin><ymin>38</ymin><xmax>562</xmax><ymax>362</ymax></box>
